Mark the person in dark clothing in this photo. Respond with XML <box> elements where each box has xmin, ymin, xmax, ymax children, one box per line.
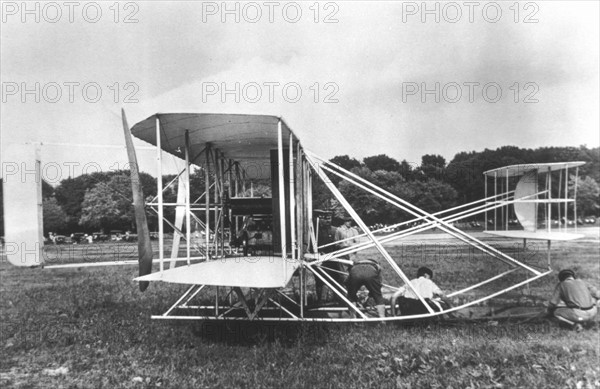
<box><xmin>548</xmin><ymin>269</ymin><xmax>600</xmax><ymax>332</ymax></box>
<box><xmin>314</xmin><ymin>217</ymin><xmax>347</xmax><ymax>304</ymax></box>
<box><xmin>346</xmin><ymin>258</ymin><xmax>385</xmax><ymax>318</ymax></box>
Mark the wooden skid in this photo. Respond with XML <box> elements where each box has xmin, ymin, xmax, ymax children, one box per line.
<box><xmin>153</xmin><ymin>269</ymin><xmax>551</xmax><ymax>322</ymax></box>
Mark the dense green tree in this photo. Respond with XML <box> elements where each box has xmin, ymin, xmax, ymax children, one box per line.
<box><xmin>43</xmin><ymin>197</ymin><xmax>68</xmax><ymax>234</ymax></box>
<box><xmin>399</xmin><ymin>159</ymin><xmax>418</xmax><ymax>181</ymax></box>
<box><xmin>363</xmin><ymin>154</ymin><xmax>401</xmax><ymax>173</ymax></box>
<box><xmin>421</xmin><ymin>154</ymin><xmax>446</xmax><ymax>168</ymax></box>
<box><xmin>55</xmin><ymin>173</ymin><xmax>110</xmax><ymax>230</ymax></box>
<box><xmin>411</xmin><ymin>179</ymin><xmax>458</xmax><ymax>214</ymax></box>
<box><xmin>570</xmin><ymin>175</ymin><xmax>600</xmax><ymax>217</ymax></box>
<box><xmin>577</xmin><ymin>147</ymin><xmax>600</xmax><ymax>182</ymax></box>
<box><xmin>315</xmin><ymin>157</ymin><xmax>459</xmax><ymax>225</ymax></box>
<box><xmin>337</xmin><ymin>167</ymin><xmax>458</xmax><ymax>225</ymax></box>
<box><xmin>446</xmin><ymin>145</ymin><xmax>599</xmax><ymax>205</ymax></box>
<box><xmin>312</xmin><ymin>175</ymin><xmax>334</xmax><ymax>211</ymax></box>
<box><xmin>42</xmin><ymin>180</ymin><xmax>54</xmax><ymax>198</ymax></box>
<box><xmin>313</xmin><ymin>156</ymin><xmax>362</xmax><ymax>210</ymax></box>
<box><xmin>338</xmin><ymin>167</ymin><xmax>387</xmax><ymax>225</ymax></box>
<box><xmin>370</xmin><ymin>170</ymin><xmax>412</xmax><ymax>223</ymax></box>
<box><xmin>55</xmin><ymin>170</ymin><xmax>156</xmax><ymax>232</ymax></box>
<box><xmin>418</xmin><ymin>154</ymin><xmax>446</xmax><ymax>181</ymax></box>
<box><xmin>330</xmin><ymin>155</ymin><xmax>362</xmax><ymax>171</ymax></box>
<box><xmin>188</xmin><ymin>168</ymin><xmax>207</xmax><ymax>204</ymax></box>
<box><xmin>4</xmin><ymin>146</ymin><xmax>596</xmax><ymax>238</ymax></box>
<box><xmin>79</xmin><ymin>174</ymin><xmax>137</xmax><ymax>231</ymax></box>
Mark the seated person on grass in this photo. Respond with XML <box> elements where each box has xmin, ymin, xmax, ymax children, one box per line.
<box><xmin>393</xmin><ymin>266</ymin><xmax>453</xmax><ymax>316</ymax></box>
<box><xmin>547</xmin><ymin>269</ymin><xmax>600</xmax><ymax>332</ymax></box>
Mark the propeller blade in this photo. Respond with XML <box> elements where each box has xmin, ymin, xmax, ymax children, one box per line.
<box><xmin>122</xmin><ymin>109</ymin><xmax>153</xmax><ymax>291</ymax></box>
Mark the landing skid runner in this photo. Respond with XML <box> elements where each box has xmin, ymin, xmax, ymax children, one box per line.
<box><xmin>151</xmin><ymin>268</ymin><xmax>553</xmax><ymax>323</ymax></box>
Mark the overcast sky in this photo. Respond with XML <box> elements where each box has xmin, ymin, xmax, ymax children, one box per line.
<box><xmin>1</xmin><ymin>1</ymin><xmax>598</xmax><ymax>181</ymax></box>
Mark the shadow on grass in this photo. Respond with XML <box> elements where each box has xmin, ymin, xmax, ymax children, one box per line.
<box><xmin>184</xmin><ymin>317</ymin><xmax>560</xmax><ymax>348</ymax></box>
<box><xmin>188</xmin><ymin>320</ymin><xmax>357</xmax><ymax>347</ymax></box>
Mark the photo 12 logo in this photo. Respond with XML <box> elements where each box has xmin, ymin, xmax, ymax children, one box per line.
<box><xmin>202</xmin><ymin>81</ymin><xmax>339</xmax><ymax>103</ymax></box>
<box><xmin>401</xmin><ymin>82</ymin><xmax>539</xmax><ymax>103</ymax></box>
<box><xmin>1</xmin><ymin>1</ymin><xmax>140</xmax><ymax>23</ymax></box>
<box><xmin>401</xmin><ymin>1</ymin><xmax>539</xmax><ymax>23</ymax></box>
<box><xmin>201</xmin><ymin>1</ymin><xmax>339</xmax><ymax>23</ymax></box>
<box><xmin>2</xmin><ymin>160</ymin><xmax>139</xmax><ymax>185</ymax></box>
<box><xmin>1</xmin><ymin>81</ymin><xmax>140</xmax><ymax>104</ymax></box>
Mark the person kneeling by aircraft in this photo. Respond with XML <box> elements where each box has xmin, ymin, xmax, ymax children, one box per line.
<box><xmin>547</xmin><ymin>269</ymin><xmax>600</xmax><ymax>332</ymax></box>
<box><xmin>346</xmin><ymin>258</ymin><xmax>386</xmax><ymax>318</ymax></box>
<box><xmin>392</xmin><ymin>266</ymin><xmax>453</xmax><ymax>317</ymax></box>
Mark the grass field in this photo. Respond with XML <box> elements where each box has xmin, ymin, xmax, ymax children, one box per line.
<box><xmin>1</xmin><ymin>229</ymin><xmax>599</xmax><ymax>388</ymax></box>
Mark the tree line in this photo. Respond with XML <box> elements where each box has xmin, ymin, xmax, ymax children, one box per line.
<box><xmin>318</xmin><ymin>146</ymin><xmax>599</xmax><ymax>225</ymax></box>
<box><xmin>0</xmin><ymin>145</ymin><xmax>598</xmax><ymax>236</ymax></box>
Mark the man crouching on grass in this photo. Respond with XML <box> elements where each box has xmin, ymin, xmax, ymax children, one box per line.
<box><xmin>346</xmin><ymin>258</ymin><xmax>386</xmax><ymax>318</ymax></box>
<box><xmin>547</xmin><ymin>269</ymin><xmax>600</xmax><ymax>332</ymax></box>
<box><xmin>392</xmin><ymin>266</ymin><xmax>454</xmax><ymax>316</ymax></box>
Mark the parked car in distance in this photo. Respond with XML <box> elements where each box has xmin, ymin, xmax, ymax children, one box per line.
<box><xmin>53</xmin><ymin>235</ymin><xmax>67</xmax><ymax>244</ymax></box>
<box><xmin>71</xmin><ymin>232</ymin><xmax>87</xmax><ymax>244</ymax></box>
<box><xmin>110</xmin><ymin>230</ymin><xmax>124</xmax><ymax>241</ymax></box>
<box><xmin>92</xmin><ymin>232</ymin><xmax>109</xmax><ymax>242</ymax></box>
<box><xmin>123</xmin><ymin>232</ymin><xmax>138</xmax><ymax>242</ymax></box>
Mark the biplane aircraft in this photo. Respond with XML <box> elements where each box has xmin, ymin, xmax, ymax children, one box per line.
<box><xmin>2</xmin><ymin>111</ymin><xmax>586</xmax><ymax>322</ymax></box>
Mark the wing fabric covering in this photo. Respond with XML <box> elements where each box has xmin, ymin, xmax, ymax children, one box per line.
<box><xmin>122</xmin><ymin>109</ymin><xmax>153</xmax><ymax>291</ymax></box>
<box><xmin>514</xmin><ymin>170</ymin><xmax>537</xmax><ymax>232</ymax></box>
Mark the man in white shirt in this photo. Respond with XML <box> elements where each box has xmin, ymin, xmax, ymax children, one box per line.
<box><xmin>393</xmin><ymin>267</ymin><xmax>452</xmax><ymax>316</ymax></box>
<box><xmin>334</xmin><ymin>218</ymin><xmax>359</xmax><ymax>259</ymax></box>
